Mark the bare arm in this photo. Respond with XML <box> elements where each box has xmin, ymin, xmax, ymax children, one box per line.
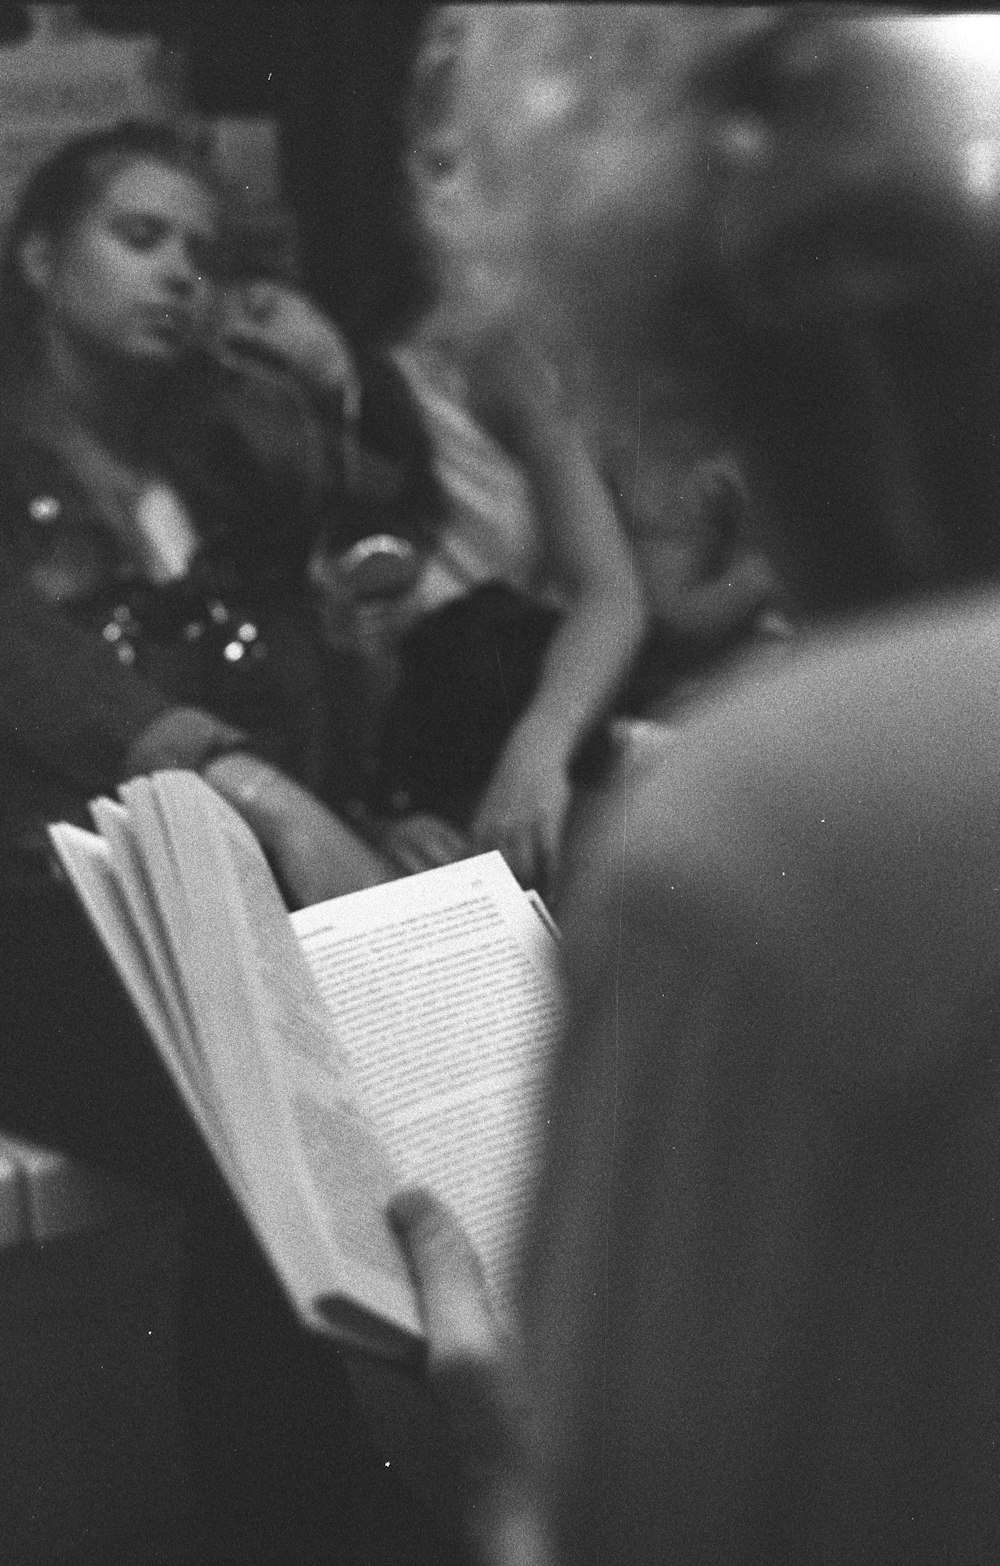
<box><xmin>456</xmin><ymin>328</ymin><xmax>646</xmax><ymax>894</ymax></box>
<box><xmin>201</xmin><ymin>750</ymin><xmax>394</xmax><ymax>906</ymax></box>
<box><xmin>503</xmin><ymin>404</ymin><xmax>643</xmax><ymax>749</ymax></box>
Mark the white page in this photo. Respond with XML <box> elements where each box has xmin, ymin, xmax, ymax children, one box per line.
<box><xmin>59</xmin><ymin>773</ymin><xmax>561</xmax><ymax>1350</ymax></box>
<box><xmin>47</xmin><ymin>822</ymin><xmax>238</xmax><ymax>1183</ymax></box>
<box><xmin>107</xmin><ymin>775</ymin><xmax>385</xmax><ymax>1339</ymax></box>
<box><xmin>293</xmin><ymin>852</ymin><xmax>565</xmax><ymax>1301</ymax></box>
<box><xmin>147</xmin><ymin>772</ymin><xmax>421</xmax><ymax>1340</ymax></box>
<box><xmin>89</xmin><ymin>796</ymin><xmax>212</xmax><ymax>1092</ymax></box>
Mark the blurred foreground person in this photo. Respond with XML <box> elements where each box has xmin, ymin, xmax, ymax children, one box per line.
<box><xmin>392</xmin><ymin>9</ymin><xmax>1000</xmax><ymax>1564</ymax></box>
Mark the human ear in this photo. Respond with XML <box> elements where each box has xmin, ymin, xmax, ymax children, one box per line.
<box><xmin>18</xmin><ymin>231</ymin><xmax>54</xmax><ymax>294</ymax></box>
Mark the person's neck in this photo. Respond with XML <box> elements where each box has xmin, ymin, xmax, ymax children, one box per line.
<box><xmin>34</xmin><ymin>326</ymin><xmax>170</xmax><ymax>461</ymax></box>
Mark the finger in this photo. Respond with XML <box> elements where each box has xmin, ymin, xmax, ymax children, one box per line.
<box><xmin>467</xmin><ymin>811</ymin><xmax>498</xmax><ymax>860</ymax></box>
<box><xmin>383</xmin><ymin>838</ymin><xmax>430</xmax><ymax>877</ymax></box>
<box><xmin>382</xmin><ymin>817</ymin><xmax>470</xmax><ymax>874</ymax></box>
<box><xmin>388</xmin><ymin>1187</ymin><xmax>520</xmax><ymax>1479</ymax></box>
<box><xmin>539</xmin><ymin>825</ymin><xmax>561</xmax><ymax>907</ymax></box>
<box><xmin>341</xmin><ymin>372</ymin><xmax>362</xmax><ymax>424</ymax></box>
<box><xmin>522</xmin><ymin>827</ymin><xmax>546</xmax><ymax>901</ymax></box>
<box><xmin>421</xmin><ymin>818</ymin><xmax>475</xmax><ymax>863</ymax></box>
<box><xmin>397</xmin><ymin>815</ymin><xmax>460</xmax><ymax>865</ymax></box>
<box><xmin>242</xmin><ymin>279</ymin><xmax>278</xmax><ymax>324</ymax></box>
<box><xmin>388</xmin><ymin>1186</ymin><xmax>497</xmax><ymax>1363</ymax></box>
<box><xmin>493</xmin><ymin>825</ymin><xmax>537</xmax><ymax>891</ymax></box>
<box><xmin>471</xmin><ymin>822</ymin><xmax>524</xmax><ymax>885</ymax></box>
<box><xmin>536</xmin><ymin>801</ymin><xmax>567</xmax><ymax>900</ymax></box>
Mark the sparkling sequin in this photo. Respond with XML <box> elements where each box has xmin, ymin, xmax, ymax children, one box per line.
<box><xmin>28</xmin><ymin>495</ymin><xmax>61</xmax><ymax>524</ymax></box>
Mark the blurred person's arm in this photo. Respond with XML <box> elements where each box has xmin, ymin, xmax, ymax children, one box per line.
<box><xmin>128</xmin><ymin>712</ymin><xmax>395</xmax><ymax>908</ymax></box>
<box><xmin>372</xmin><ymin>811</ymin><xmax>474</xmax><ymax>876</ymax></box>
<box><xmin>0</xmin><ymin>560</ymin><xmax>392</xmax><ymax>904</ymax></box>
<box><xmin>457</xmin><ymin>328</ymin><xmax>646</xmax><ymax>896</ymax></box>
<box><xmin>198</xmin><ymin>749</ymin><xmax>393</xmax><ymax>905</ymax></box>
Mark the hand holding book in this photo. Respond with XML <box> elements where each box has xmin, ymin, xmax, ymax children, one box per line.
<box><xmin>50</xmin><ymin>771</ymin><xmax>564</xmax><ymax>1360</ymax></box>
<box><xmin>389</xmin><ymin>1185</ymin><xmax>547</xmax><ymax>1559</ymax></box>
<box><xmin>202</xmin><ymin>749</ymin><xmax>394</xmax><ymax>905</ymax></box>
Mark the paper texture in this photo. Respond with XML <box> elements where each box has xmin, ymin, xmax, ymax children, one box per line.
<box><xmin>50</xmin><ymin>772</ymin><xmax>563</xmax><ymax>1356</ymax></box>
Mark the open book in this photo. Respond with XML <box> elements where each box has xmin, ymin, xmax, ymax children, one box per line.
<box><xmin>49</xmin><ymin>771</ymin><xmax>564</xmax><ymax>1361</ymax></box>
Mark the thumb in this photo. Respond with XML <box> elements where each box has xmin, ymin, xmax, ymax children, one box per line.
<box><xmin>389</xmin><ymin>1186</ymin><xmax>497</xmax><ymax>1362</ymax></box>
<box><xmin>389</xmin><ymin>1186</ymin><xmax>523</xmax><ymax>1480</ymax></box>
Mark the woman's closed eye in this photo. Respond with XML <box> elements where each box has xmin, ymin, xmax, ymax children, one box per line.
<box><xmin>112</xmin><ymin>216</ymin><xmax>215</xmax><ymax>272</ymax></box>
<box><xmin>113</xmin><ymin>214</ymin><xmax>169</xmax><ymax>253</ymax></box>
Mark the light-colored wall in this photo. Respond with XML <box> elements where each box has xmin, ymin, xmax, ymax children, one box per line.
<box><xmin>0</xmin><ymin>5</ymin><xmax>176</xmax><ymax>228</ymax></box>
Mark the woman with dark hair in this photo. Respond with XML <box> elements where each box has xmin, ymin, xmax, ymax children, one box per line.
<box><xmin>0</xmin><ymin>117</ymin><xmax>397</xmax><ymax>909</ymax></box>
<box><xmin>0</xmin><ymin>120</ymin><xmax>466</xmax><ymax>1565</ymax></box>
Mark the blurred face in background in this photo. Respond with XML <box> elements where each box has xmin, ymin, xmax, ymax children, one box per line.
<box><xmin>410</xmin><ymin>6</ymin><xmax>1000</xmax><ymax>609</ymax></box>
<box><xmin>691</xmin><ymin>10</ymin><xmax>1000</xmax><ymax>603</ymax></box>
<box><xmin>410</xmin><ymin>6</ymin><xmax>1000</xmax><ymax>341</ymax></box>
<box><xmin>693</xmin><ymin>11</ymin><xmax>1000</xmax><ymax>320</ymax></box>
<box><xmin>21</xmin><ymin>155</ymin><xmax>219</xmax><ymax>371</ymax></box>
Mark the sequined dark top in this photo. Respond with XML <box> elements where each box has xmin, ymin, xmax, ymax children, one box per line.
<box><xmin>0</xmin><ymin>353</ymin><xmax>344</xmax><ymax>876</ymax></box>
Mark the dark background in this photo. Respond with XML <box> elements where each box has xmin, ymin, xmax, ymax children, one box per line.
<box><xmin>75</xmin><ymin>3</ymin><xmax>435</xmax><ymax>346</ymax></box>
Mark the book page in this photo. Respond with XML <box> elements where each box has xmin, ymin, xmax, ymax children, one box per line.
<box><xmin>61</xmin><ymin>772</ymin><xmax>562</xmax><ymax>1352</ymax></box>
<box><xmin>107</xmin><ymin>775</ymin><xmax>394</xmax><ymax>1340</ymax></box>
<box><xmin>89</xmin><ymin>797</ymin><xmax>212</xmax><ymax>1093</ymax></box>
<box><xmin>144</xmin><ymin>772</ymin><xmax>421</xmax><ymax>1341</ymax></box>
<box><xmin>293</xmin><ymin>853</ymin><xmax>565</xmax><ymax>1303</ymax></box>
<box><xmin>47</xmin><ymin>821</ymin><xmax>238</xmax><ymax>1184</ymax></box>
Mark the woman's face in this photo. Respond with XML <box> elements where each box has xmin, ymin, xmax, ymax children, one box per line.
<box><xmin>27</xmin><ymin>156</ymin><xmax>220</xmax><ymax>367</ymax></box>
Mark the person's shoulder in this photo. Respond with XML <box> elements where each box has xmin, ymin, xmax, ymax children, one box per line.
<box><xmin>572</xmin><ymin>588</ymin><xmax>1000</xmax><ymax>920</ymax></box>
<box><xmin>558</xmin><ymin>589</ymin><xmax>1000</xmax><ymax>1098</ymax></box>
<box><xmin>645</xmin><ymin>588</ymin><xmax>1000</xmax><ymax>808</ymax></box>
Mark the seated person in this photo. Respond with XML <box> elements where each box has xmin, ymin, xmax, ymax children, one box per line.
<box><xmin>388</xmin><ymin>8</ymin><xmax>1000</xmax><ymax>1564</ymax></box>
<box><xmin>403</xmin><ymin>5</ymin><xmax>788</xmax><ymax>732</ymax></box>
<box><xmin>369</xmin><ymin>324</ymin><xmax>645</xmax><ymax>901</ymax></box>
<box><xmin>0</xmin><ymin>117</ymin><xmax>400</xmax><ymax>906</ymax></box>
<box><xmin>206</xmin><ymin>227</ymin><xmax>644</xmax><ymax>901</ymax></box>
<box><xmin>207</xmin><ymin>215</ymin><xmax>480</xmax><ymax>876</ymax></box>
<box><xmin>0</xmin><ymin>118</ymin><xmax>464</xmax><ymax>1564</ymax></box>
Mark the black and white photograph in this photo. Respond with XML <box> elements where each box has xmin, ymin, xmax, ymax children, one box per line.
<box><xmin>2</xmin><ymin>5</ymin><xmax>1000</xmax><ymax>1562</ymax></box>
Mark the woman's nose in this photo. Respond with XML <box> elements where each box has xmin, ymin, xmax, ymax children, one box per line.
<box><xmin>237</xmin><ymin>279</ymin><xmax>279</xmax><ymax>325</ymax></box>
<box><xmin>160</xmin><ymin>239</ymin><xmax>201</xmax><ymax>297</ymax></box>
